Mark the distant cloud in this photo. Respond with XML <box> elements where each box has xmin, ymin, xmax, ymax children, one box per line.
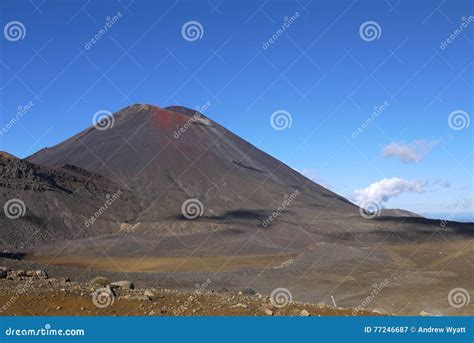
<box><xmin>428</xmin><ymin>179</ymin><xmax>451</xmax><ymax>188</ymax></box>
<box><xmin>353</xmin><ymin>177</ymin><xmax>423</xmax><ymax>206</ymax></box>
<box><xmin>381</xmin><ymin>140</ymin><xmax>438</xmax><ymax>163</ymax></box>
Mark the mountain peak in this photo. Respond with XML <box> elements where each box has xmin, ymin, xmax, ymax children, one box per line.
<box><xmin>0</xmin><ymin>151</ymin><xmax>19</xmax><ymax>161</ymax></box>
<box><xmin>165</xmin><ymin>106</ymin><xmax>204</xmax><ymax>117</ymax></box>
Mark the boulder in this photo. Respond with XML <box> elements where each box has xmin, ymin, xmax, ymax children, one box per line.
<box><xmin>35</xmin><ymin>270</ymin><xmax>48</xmax><ymax>278</ymax></box>
<box><xmin>90</xmin><ymin>277</ymin><xmax>110</xmax><ymax>288</ymax></box>
<box><xmin>0</xmin><ymin>267</ymin><xmax>7</xmax><ymax>279</ymax></box>
<box><xmin>264</xmin><ymin>308</ymin><xmax>273</xmax><ymax>316</ymax></box>
<box><xmin>300</xmin><ymin>309</ymin><xmax>310</xmax><ymax>316</ymax></box>
<box><xmin>110</xmin><ymin>281</ymin><xmax>134</xmax><ymax>289</ymax></box>
<box><xmin>419</xmin><ymin>310</ymin><xmax>435</xmax><ymax>316</ymax></box>
<box><xmin>144</xmin><ymin>289</ymin><xmax>154</xmax><ymax>298</ymax></box>
<box><xmin>241</xmin><ymin>288</ymin><xmax>256</xmax><ymax>296</ymax></box>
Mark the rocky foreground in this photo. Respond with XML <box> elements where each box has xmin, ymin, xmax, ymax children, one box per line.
<box><xmin>0</xmin><ymin>266</ymin><xmax>379</xmax><ymax>316</ymax></box>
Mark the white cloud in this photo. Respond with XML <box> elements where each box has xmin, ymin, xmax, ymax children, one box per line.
<box><xmin>353</xmin><ymin>177</ymin><xmax>424</xmax><ymax>206</ymax></box>
<box><xmin>381</xmin><ymin>140</ymin><xmax>438</xmax><ymax>163</ymax></box>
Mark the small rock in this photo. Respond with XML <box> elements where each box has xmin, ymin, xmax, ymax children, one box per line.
<box><xmin>144</xmin><ymin>289</ymin><xmax>154</xmax><ymax>298</ymax></box>
<box><xmin>110</xmin><ymin>281</ymin><xmax>134</xmax><ymax>289</ymax></box>
<box><xmin>90</xmin><ymin>277</ymin><xmax>110</xmax><ymax>287</ymax></box>
<box><xmin>25</xmin><ymin>270</ymin><xmax>36</xmax><ymax>277</ymax></box>
<box><xmin>231</xmin><ymin>303</ymin><xmax>247</xmax><ymax>309</ymax></box>
<box><xmin>149</xmin><ymin>310</ymin><xmax>156</xmax><ymax>315</ymax></box>
<box><xmin>419</xmin><ymin>310</ymin><xmax>435</xmax><ymax>316</ymax></box>
<box><xmin>300</xmin><ymin>309</ymin><xmax>310</xmax><ymax>317</ymax></box>
<box><xmin>241</xmin><ymin>288</ymin><xmax>256</xmax><ymax>296</ymax></box>
<box><xmin>263</xmin><ymin>303</ymin><xmax>274</xmax><ymax>310</ymax></box>
<box><xmin>0</xmin><ymin>267</ymin><xmax>7</xmax><ymax>279</ymax></box>
<box><xmin>35</xmin><ymin>270</ymin><xmax>48</xmax><ymax>278</ymax></box>
<box><xmin>16</xmin><ymin>270</ymin><xmax>26</xmax><ymax>277</ymax></box>
<box><xmin>264</xmin><ymin>308</ymin><xmax>273</xmax><ymax>316</ymax></box>
<box><xmin>80</xmin><ymin>307</ymin><xmax>85</xmax><ymax>311</ymax></box>
<box><xmin>55</xmin><ymin>306</ymin><xmax>61</xmax><ymax>310</ymax></box>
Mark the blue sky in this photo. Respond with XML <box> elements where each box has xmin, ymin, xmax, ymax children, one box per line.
<box><xmin>1</xmin><ymin>0</ymin><xmax>473</xmax><ymax>220</ymax></box>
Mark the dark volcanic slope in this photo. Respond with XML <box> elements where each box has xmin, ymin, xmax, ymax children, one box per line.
<box><xmin>27</xmin><ymin>104</ymin><xmax>356</xmax><ymax>222</ymax></box>
<box><xmin>0</xmin><ymin>152</ymin><xmax>140</xmax><ymax>250</ymax></box>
